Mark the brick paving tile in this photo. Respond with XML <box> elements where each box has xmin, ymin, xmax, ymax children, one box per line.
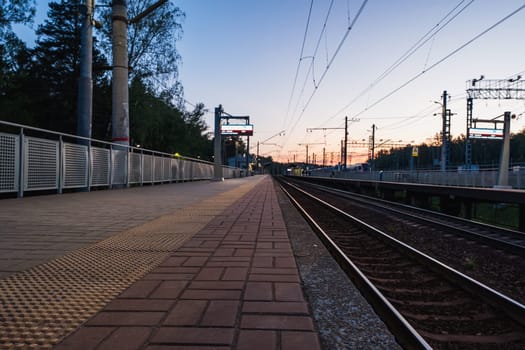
<box><xmin>234</xmin><ymin>249</ymin><xmax>254</xmax><ymax>257</ymax></box>
<box><xmin>201</xmin><ymin>300</ymin><xmax>239</xmax><ymax>327</ymax></box>
<box><xmin>189</xmin><ymin>281</ymin><xmax>244</xmax><ymax>290</ymax></box>
<box><xmin>242</xmin><ymin>301</ymin><xmax>309</xmax><ymax>314</ymax></box>
<box><xmin>150</xmin><ymin>280</ymin><xmax>188</xmax><ymax>299</ymax></box>
<box><xmin>53</xmin><ymin>327</ymin><xmax>114</xmax><ymax>349</ymax></box>
<box><xmin>223</xmin><ymin>234</ymin><xmax>241</xmax><ymax>241</ymax></box>
<box><xmin>142</xmin><ymin>273</ymin><xmax>195</xmax><ymax>281</ymax></box>
<box><xmin>163</xmin><ymin>300</ymin><xmax>208</xmax><ymax>326</ymax></box>
<box><xmin>151</xmin><ymin>327</ymin><xmax>235</xmax><ymax>345</ymax></box>
<box><xmin>178</xmin><ymin>248</ymin><xmax>215</xmax><ymax>254</ymax></box>
<box><xmin>222</xmin><ymin>267</ymin><xmax>248</xmax><ymax>280</ymax></box>
<box><xmin>105</xmin><ymin>299</ymin><xmax>174</xmax><ymax>311</ymax></box>
<box><xmin>255</xmin><ymin>242</ymin><xmax>273</xmax><ymax>249</ymax></box>
<box><xmin>240</xmin><ymin>315</ymin><xmax>314</xmax><ymax>331</ymax></box>
<box><xmin>52</xmin><ymin>177</ymin><xmax>322</xmax><ymax>350</ymax></box>
<box><xmin>151</xmin><ymin>267</ymin><xmax>200</xmax><ymax>274</ymax></box>
<box><xmin>206</xmin><ymin>261</ymin><xmax>250</xmax><ymax>267</ymax></box>
<box><xmin>220</xmin><ymin>242</ymin><xmax>255</xmax><ymax>246</ymax></box>
<box><xmin>275</xmin><ymin>283</ymin><xmax>305</xmax><ymax>302</ymax></box>
<box><xmin>181</xmin><ymin>289</ymin><xmax>242</xmax><ymax>300</ymax></box>
<box><xmin>250</xmin><ymin>268</ymin><xmax>297</xmax><ymax>275</ymax></box>
<box><xmin>210</xmin><ymin>257</ymin><xmax>251</xmax><ymax>262</ymax></box>
<box><xmin>201</xmin><ymin>240</ymin><xmax>221</xmax><ymax>248</ymax></box>
<box><xmin>248</xmin><ymin>274</ymin><xmax>300</xmax><ymax>283</ymax></box>
<box><xmin>119</xmin><ymin>280</ymin><xmax>161</xmax><ymax>298</ymax></box>
<box><xmin>254</xmin><ymin>252</ymin><xmax>293</xmax><ymax>257</ymax></box>
<box><xmin>86</xmin><ymin>311</ymin><xmax>164</xmax><ymax>326</ymax></box>
<box><xmin>244</xmin><ymin>282</ymin><xmax>273</xmax><ymax>301</ymax></box>
<box><xmin>183</xmin><ymin>240</ymin><xmax>204</xmax><ymax>248</ymax></box>
<box><xmin>183</xmin><ymin>257</ymin><xmax>210</xmax><ymax>267</ymax></box>
<box><xmin>251</xmin><ymin>257</ymin><xmax>273</xmax><ymax>267</ymax></box>
<box><xmin>146</xmin><ymin>346</ymin><xmax>230</xmax><ymax>350</ymax></box>
<box><xmin>274</xmin><ymin>257</ymin><xmax>297</xmax><ymax>268</ymax></box>
<box><xmin>97</xmin><ymin>327</ymin><xmax>152</xmax><ymax>350</ymax></box>
<box><xmin>170</xmin><ymin>252</ymin><xmax>211</xmax><ymax>257</ymax></box>
<box><xmin>237</xmin><ymin>330</ymin><xmax>277</xmax><ymax>350</ymax></box>
<box><xmin>281</xmin><ymin>331</ymin><xmax>322</xmax><ymax>350</ymax></box>
<box><xmin>159</xmin><ymin>257</ymin><xmax>189</xmax><ymax>267</ymax></box>
<box><xmin>213</xmin><ymin>248</ymin><xmax>235</xmax><ymax>256</ymax></box>
<box><xmin>195</xmin><ymin>267</ymin><xmax>224</xmax><ymax>280</ymax></box>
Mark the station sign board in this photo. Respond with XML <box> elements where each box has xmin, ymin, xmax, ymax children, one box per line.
<box><xmin>221</xmin><ymin>124</ymin><xmax>254</xmax><ymax>136</ymax></box>
<box><xmin>469</xmin><ymin>128</ymin><xmax>503</xmax><ymax>139</ymax></box>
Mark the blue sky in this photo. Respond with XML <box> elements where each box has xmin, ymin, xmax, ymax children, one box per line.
<box><xmin>14</xmin><ymin>0</ymin><xmax>525</xmax><ymax>163</ymax></box>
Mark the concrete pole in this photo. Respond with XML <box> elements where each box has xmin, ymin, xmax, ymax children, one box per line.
<box><xmin>305</xmin><ymin>144</ymin><xmax>309</xmax><ymax>167</ymax></box>
<box><xmin>256</xmin><ymin>141</ymin><xmax>259</xmax><ymax>172</ymax></box>
<box><xmin>213</xmin><ymin>105</ymin><xmax>224</xmax><ymax>181</ymax></box>
<box><xmin>246</xmin><ymin>135</ymin><xmax>250</xmax><ymax>175</ymax></box>
<box><xmin>77</xmin><ymin>0</ymin><xmax>94</xmax><ymax>142</ymax></box>
<box><xmin>111</xmin><ymin>0</ymin><xmax>130</xmax><ymax>146</ymax></box>
<box><xmin>371</xmin><ymin>124</ymin><xmax>376</xmax><ymax>171</ymax></box>
<box><xmin>496</xmin><ymin>112</ymin><xmax>512</xmax><ymax>188</ymax></box>
<box><xmin>344</xmin><ymin>116</ymin><xmax>348</xmax><ymax>169</ymax></box>
<box><xmin>440</xmin><ymin>90</ymin><xmax>448</xmax><ymax>172</ymax></box>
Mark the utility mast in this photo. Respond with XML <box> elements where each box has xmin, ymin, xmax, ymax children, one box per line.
<box><xmin>111</xmin><ymin>0</ymin><xmax>129</xmax><ymax>145</ymax></box>
<box><xmin>77</xmin><ymin>0</ymin><xmax>94</xmax><ymax>141</ymax></box>
<box><xmin>440</xmin><ymin>91</ymin><xmax>451</xmax><ymax>172</ymax></box>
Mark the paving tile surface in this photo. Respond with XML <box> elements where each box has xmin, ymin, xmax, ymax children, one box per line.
<box><xmin>55</xmin><ymin>176</ymin><xmax>321</xmax><ymax>349</ymax></box>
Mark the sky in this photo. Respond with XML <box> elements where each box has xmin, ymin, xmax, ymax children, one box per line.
<box><xmin>14</xmin><ymin>0</ymin><xmax>525</xmax><ymax>164</ymax></box>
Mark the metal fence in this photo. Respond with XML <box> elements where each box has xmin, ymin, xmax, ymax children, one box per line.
<box><xmin>308</xmin><ymin>168</ymin><xmax>525</xmax><ymax>189</ymax></box>
<box><xmin>0</xmin><ymin>120</ymin><xmax>242</xmax><ymax>197</ymax></box>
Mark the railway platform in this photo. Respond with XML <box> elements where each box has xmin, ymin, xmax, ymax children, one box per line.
<box><xmin>0</xmin><ymin>175</ymin><xmax>322</xmax><ymax>349</ymax></box>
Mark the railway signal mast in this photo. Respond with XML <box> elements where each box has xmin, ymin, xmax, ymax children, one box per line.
<box><xmin>306</xmin><ymin>116</ymin><xmax>359</xmax><ymax>169</ymax></box>
<box><xmin>465</xmin><ymin>76</ymin><xmax>524</xmax><ymax>187</ymax></box>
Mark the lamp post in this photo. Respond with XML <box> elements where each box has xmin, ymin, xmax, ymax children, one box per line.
<box><xmin>255</xmin><ymin>130</ymin><xmax>284</xmax><ymax>172</ymax></box>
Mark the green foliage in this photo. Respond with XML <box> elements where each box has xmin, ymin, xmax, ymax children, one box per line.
<box><xmin>99</xmin><ymin>0</ymin><xmax>185</xmax><ymax>95</ymax></box>
<box><xmin>0</xmin><ymin>0</ymin><xmax>36</xmax><ymax>38</ymax></box>
<box><xmin>374</xmin><ymin>130</ymin><xmax>525</xmax><ymax>171</ymax></box>
<box><xmin>0</xmin><ymin>0</ymin><xmax>213</xmax><ymax>161</ymax></box>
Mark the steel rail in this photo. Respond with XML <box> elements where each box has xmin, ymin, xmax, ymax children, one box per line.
<box><xmin>293</xmin><ymin>177</ymin><xmax>525</xmax><ymax>256</ymax></box>
<box><xmin>279</xmin><ymin>181</ymin><xmax>432</xmax><ymax>350</ymax></box>
<box><xmin>279</xmin><ymin>178</ymin><xmax>525</xmax><ymax>330</ymax></box>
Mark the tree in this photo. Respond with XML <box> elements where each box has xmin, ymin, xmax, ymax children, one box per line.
<box><xmin>0</xmin><ymin>0</ymin><xmax>35</xmax><ymax>116</ymax></box>
<box><xmin>26</xmin><ymin>0</ymin><xmax>110</xmax><ymax>133</ymax></box>
<box><xmin>99</xmin><ymin>0</ymin><xmax>184</xmax><ymax>98</ymax></box>
<box><xmin>0</xmin><ymin>0</ymin><xmax>35</xmax><ymax>40</ymax></box>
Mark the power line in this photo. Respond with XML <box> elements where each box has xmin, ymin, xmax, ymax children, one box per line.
<box><xmin>350</xmin><ymin>3</ymin><xmax>525</xmax><ymax>120</ymax></box>
<box><xmin>283</xmin><ymin>0</ymin><xmax>315</xmax><ymax>130</ymax></box>
<box><xmin>285</xmin><ymin>0</ymin><xmax>369</xmax><ymax>141</ymax></box>
<box><xmin>324</xmin><ymin>0</ymin><xmax>474</xmax><ymax>125</ymax></box>
<box><xmin>281</xmin><ymin>0</ymin><xmax>336</xmax><ymax>149</ymax></box>
<box><xmin>287</xmin><ymin>0</ymin><xmax>336</xmax><ymax>125</ymax></box>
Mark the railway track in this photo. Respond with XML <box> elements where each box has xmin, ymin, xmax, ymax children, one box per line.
<box><xmin>277</xmin><ymin>177</ymin><xmax>525</xmax><ymax>349</ymax></box>
<box><xmin>283</xmin><ymin>177</ymin><xmax>525</xmax><ymax>305</ymax></box>
<box><xmin>293</xmin><ymin>177</ymin><xmax>525</xmax><ymax>254</ymax></box>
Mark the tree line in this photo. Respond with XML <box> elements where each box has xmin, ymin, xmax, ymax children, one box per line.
<box><xmin>1</xmin><ymin>0</ymin><xmax>214</xmax><ymax>160</ymax></box>
<box><xmin>374</xmin><ymin>132</ymin><xmax>525</xmax><ymax>171</ymax></box>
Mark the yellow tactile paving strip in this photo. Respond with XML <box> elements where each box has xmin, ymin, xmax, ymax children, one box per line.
<box><xmin>0</xmin><ymin>179</ymin><xmax>263</xmax><ymax>350</ymax></box>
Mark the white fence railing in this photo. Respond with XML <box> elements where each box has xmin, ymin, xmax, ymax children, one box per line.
<box><xmin>307</xmin><ymin>167</ymin><xmax>525</xmax><ymax>189</ymax></box>
<box><xmin>0</xmin><ymin>120</ymin><xmax>242</xmax><ymax>197</ymax></box>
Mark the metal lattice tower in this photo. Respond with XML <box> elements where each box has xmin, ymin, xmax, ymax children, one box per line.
<box><xmin>464</xmin><ymin>77</ymin><xmax>524</xmax><ymax>168</ymax></box>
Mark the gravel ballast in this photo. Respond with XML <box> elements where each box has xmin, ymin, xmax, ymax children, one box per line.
<box><xmin>276</xmin><ymin>184</ymin><xmax>402</xmax><ymax>350</ymax></box>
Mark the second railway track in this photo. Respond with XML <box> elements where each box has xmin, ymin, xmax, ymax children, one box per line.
<box><xmin>278</xmin><ymin>177</ymin><xmax>525</xmax><ymax>350</ymax></box>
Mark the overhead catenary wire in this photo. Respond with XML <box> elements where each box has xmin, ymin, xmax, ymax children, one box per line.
<box><xmin>348</xmin><ymin>3</ymin><xmax>525</xmax><ymax>120</ymax></box>
<box><xmin>285</xmin><ymin>0</ymin><xmax>369</xmax><ymax>143</ymax></box>
<box><xmin>324</xmin><ymin>0</ymin><xmax>474</xmax><ymax>125</ymax></box>
<box><xmin>287</xmin><ymin>0</ymin><xmax>336</xmax><ymax>125</ymax></box>
<box><xmin>283</xmin><ymin>0</ymin><xmax>315</xmax><ymax>130</ymax></box>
